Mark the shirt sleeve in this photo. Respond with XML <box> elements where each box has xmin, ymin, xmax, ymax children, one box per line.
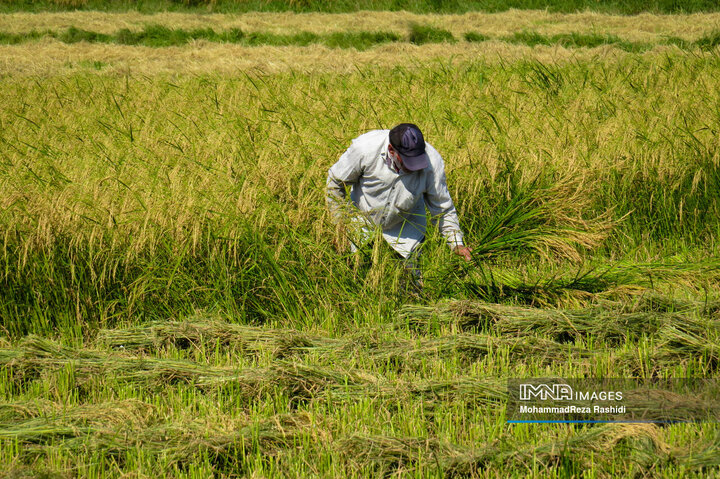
<box><xmin>326</xmin><ymin>140</ymin><xmax>364</xmax><ymax>221</ymax></box>
<box><xmin>425</xmin><ymin>161</ymin><xmax>465</xmax><ymax>249</ymax></box>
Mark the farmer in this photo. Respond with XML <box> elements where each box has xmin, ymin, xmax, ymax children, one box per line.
<box><xmin>326</xmin><ymin>123</ymin><xmax>472</xmax><ymax>282</ymax></box>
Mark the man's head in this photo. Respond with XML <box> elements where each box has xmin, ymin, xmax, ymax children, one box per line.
<box><xmin>388</xmin><ymin>123</ymin><xmax>430</xmax><ymax>172</ymax></box>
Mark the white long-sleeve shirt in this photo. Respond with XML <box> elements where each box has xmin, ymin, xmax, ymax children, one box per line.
<box><xmin>326</xmin><ymin>129</ymin><xmax>464</xmax><ymax>258</ymax></box>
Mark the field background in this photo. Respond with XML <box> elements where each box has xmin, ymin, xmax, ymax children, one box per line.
<box><xmin>1</xmin><ymin>3</ymin><xmax>720</xmax><ymax>478</ymax></box>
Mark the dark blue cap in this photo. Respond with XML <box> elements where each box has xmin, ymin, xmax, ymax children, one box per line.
<box><xmin>389</xmin><ymin>123</ymin><xmax>430</xmax><ymax>171</ymax></box>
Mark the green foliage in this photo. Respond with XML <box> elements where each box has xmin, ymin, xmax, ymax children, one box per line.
<box><xmin>464</xmin><ymin>31</ymin><xmax>489</xmax><ymax>42</ymax></box>
<box><xmin>0</xmin><ymin>25</ymin><xmax>714</xmax><ymax>54</ymax></box>
<box><xmin>2</xmin><ymin>56</ymin><xmax>718</xmax><ymax>334</ymax></box>
<box><xmin>0</xmin><ymin>30</ymin><xmax>42</xmax><ymax>44</ymax></box>
<box><xmin>696</xmin><ymin>29</ymin><xmax>720</xmax><ymax>50</ymax></box>
<box><xmin>58</xmin><ymin>25</ymin><xmax>111</xmax><ymax>43</ymax></box>
<box><xmin>1</xmin><ymin>24</ymin><xmax>400</xmax><ymax>50</ymax></box>
<box><xmin>408</xmin><ymin>23</ymin><xmax>456</xmax><ymax>45</ymax></box>
<box><xmin>551</xmin><ymin>32</ymin><xmax>623</xmax><ymax>48</ymax></box>
<box><xmin>505</xmin><ymin>30</ymin><xmax>552</xmax><ymax>47</ymax></box>
<box><xmin>664</xmin><ymin>35</ymin><xmax>691</xmax><ymax>48</ymax></box>
<box><xmin>324</xmin><ymin>31</ymin><xmax>400</xmax><ymax>49</ymax></box>
<box><xmin>503</xmin><ymin>30</ymin><xmax>651</xmax><ymax>52</ymax></box>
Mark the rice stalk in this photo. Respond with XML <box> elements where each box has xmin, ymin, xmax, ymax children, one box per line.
<box><xmin>681</xmin><ymin>431</ymin><xmax>720</xmax><ymax>468</ymax></box>
<box><xmin>620</xmin><ymin>387</ymin><xmax>720</xmax><ymax>422</ymax></box>
<box><xmin>656</xmin><ymin>325</ymin><xmax>720</xmax><ymax>365</ymax></box>
<box><xmin>469</xmin><ymin>175</ymin><xmax>614</xmax><ymax>262</ymax></box>
<box><xmin>597</xmin><ymin>291</ymin><xmax>720</xmax><ymax>316</ymax></box>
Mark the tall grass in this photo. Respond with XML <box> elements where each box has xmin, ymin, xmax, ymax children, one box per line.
<box><xmin>1</xmin><ymin>53</ymin><xmax>719</xmax><ymax>335</ymax></box>
<box><xmin>1</xmin><ymin>15</ymin><xmax>720</xmax><ymax>476</ymax></box>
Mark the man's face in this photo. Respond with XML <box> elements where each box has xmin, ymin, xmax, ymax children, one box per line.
<box><xmin>388</xmin><ymin>145</ymin><xmax>410</xmax><ymax>173</ymax></box>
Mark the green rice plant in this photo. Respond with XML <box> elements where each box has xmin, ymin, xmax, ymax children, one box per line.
<box><xmin>551</xmin><ymin>32</ymin><xmax>623</xmax><ymax>48</ymax></box>
<box><xmin>663</xmin><ymin>35</ymin><xmax>691</xmax><ymax>49</ymax></box>
<box><xmin>408</xmin><ymin>23</ymin><xmax>455</xmax><ymax>45</ymax></box>
<box><xmin>244</xmin><ymin>30</ymin><xmax>319</xmax><ymax>46</ymax></box>
<box><xmin>218</xmin><ymin>27</ymin><xmax>245</xmax><ymax>42</ymax></box>
<box><xmin>504</xmin><ymin>30</ymin><xmax>552</xmax><ymax>47</ymax></box>
<box><xmin>0</xmin><ymin>29</ymin><xmax>46</xmax><ymax>44</ymax></box>
<box><xmin>599</xmin><ymin>148</ymin><xmax>720</xmax><ymax>242</ymax></box>
<box><xmin>502</xmin><ymin>30</ymin><xmax>650</xmax><ymax>52</ymax></box>
<box><xmin>0</xmin><ymin>25</ymin><xmax>699</xmax><ymax>53</ymax></box>
<box><xmin>58</xmin><ymin>26</ymin><xmax>112</xmax><ymax>43</ymax></box>
<box><xmin>109</xmin><ymin>25</ymin><xmax>401</xmax><ymax>49</ymax></box>
<box><xmin>114</xmin><ymin>27</ymin><xmax>141</xmax><ymax>44</ymax></box>
<box><xmin>696</xmin><ymin>30</ymin><xmax>720</xmax><ymax>50</ymax></box>
<box><xmin>2</xmin><ymin>58</ymin><xmax>719</xmax><ymax>334</ymax></box>
<box><xmin>464</xmin><ymin>31</ymin><xmax>489</xmax><ymax>42</ymax></box>
<box><xmin>324</xmin><ymin>31</ymin><xmax>400</xmax><ymax>50</ymax></box>
<box><xmin>465</xmin><ymin>174</ymin><xmax>612</xmax><ymax>261</ymax></box>
<box><xmin>524</xmin><ymin>60</ymin><xmax>565</xmax><ymax>95</ymax></box>
<box><xmin>113</xmin><ymin>24</ymin><xmax>213</xmax><ymax>46</ymax></box>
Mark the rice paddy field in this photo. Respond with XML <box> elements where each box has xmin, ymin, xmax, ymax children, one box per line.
<box><xmin>1</xmin><ymin>4</ymin><xmax>720</xmax><ymax>478</ymax></box>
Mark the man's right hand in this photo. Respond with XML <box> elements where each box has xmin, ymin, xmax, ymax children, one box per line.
<box><xmin>453</xmin><ymin>245</ymin><xmax>473</xmax><ymax>262</ymax></box>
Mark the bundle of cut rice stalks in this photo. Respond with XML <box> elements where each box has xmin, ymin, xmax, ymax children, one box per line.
<box><xmin>98</xmin><ymin>317</ymin><xmax>340</xmax><ymax>358</ymax></box>
<box><xmin>98</xmin><ymin>318</ymin><xmax>591</xmax><ymax>366</ymax></box>
<box><xmin>399</xmin><ymin>299</ymin><xmax>718</xmax><ymax>344</ymax></box>
<box><xmin>0</xmin><ymin>399</ymin><xmax>311</xmax><ymax>466</ymax></box>
<box><xmin>340</xmin><ymin>423</ymin><xmax>670</xmax><ymax>476</ymax></box>
<box><xmin>0</xmin><ymin>336</ymin><xmax>365</xmax><ymax>401</ymax></box>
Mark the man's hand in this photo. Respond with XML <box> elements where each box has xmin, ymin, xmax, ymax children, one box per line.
<box><xmin>453</xmin><ymin>245</ymin><xmax>473</xmax><ymax>262</ymax></box>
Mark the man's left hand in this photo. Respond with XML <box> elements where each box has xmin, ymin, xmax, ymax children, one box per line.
<box><xmin>453</xmin><ymin>245</ymin><xmax>473</xmax><ymax>262</ymax></box>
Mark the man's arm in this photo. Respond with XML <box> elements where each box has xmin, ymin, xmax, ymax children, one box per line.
<box><xmin>425</xmin><ymin>160</ymin><xmax>472</xmax><ymax>261</ymax></box>
<box><xmin>326</xmin><ymin>141</ymin><xmax>364</xmax><ymax>220</ymax></box>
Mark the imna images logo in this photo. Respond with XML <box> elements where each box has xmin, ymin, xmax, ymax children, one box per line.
<box><xmin>517</xmin><ymin>382</ymin><xmax>623</xmax><ymax>402</ymax></box>
<box><xmin>519</xmin><ymin>383</ymin><xmax>573</xmax><ymax>401</ymax></box>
